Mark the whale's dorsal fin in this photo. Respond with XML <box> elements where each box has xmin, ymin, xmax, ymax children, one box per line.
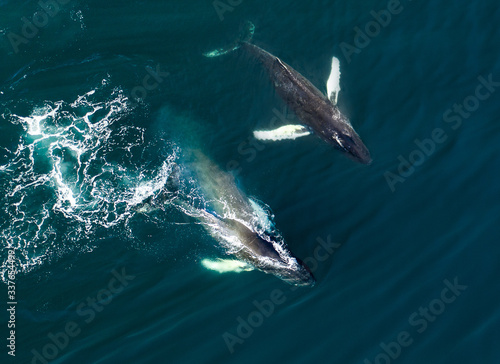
<box><xmin>275</xmin><ymin>58</ymin><xmax>287</xmax><ymax>70</ymax></box>
<box><xmin>274</xmin><ymin>58</ymin><xmax>295</xmax><ymax>79</ymax></box>
<box><xmin>253</xmin><ymin>124</ymin><xmax>311</xmax><ymax>141</ymax></box>
<box><xmin>326</xmin><ymin>56</ymin><xmax>341</xmax><ymax>105</ymax></box>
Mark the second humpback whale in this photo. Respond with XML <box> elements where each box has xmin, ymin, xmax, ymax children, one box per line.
<box><xmin>139</xmin><ymin>146</ymin><xmax>315</xmax><ymax>287</ymax></box>
<box><xmin>204</xmin><ymin>22</ymin><xmax>371</xmax><ymax>164</ymax></box>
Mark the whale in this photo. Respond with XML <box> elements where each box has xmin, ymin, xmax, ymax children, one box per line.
<box><xmin>145</xmin><ymin>148</ymin><xmax>315</xmax><ymax>287</ymax></box>
<box><xmin>204</xmin><ymin>22</ymin><xmax>371</xmax><ymax>164</ymax></box>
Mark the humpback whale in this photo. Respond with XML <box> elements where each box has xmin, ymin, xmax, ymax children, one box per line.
<box><xmin>148</xmin><ymin>148</ymin><xmax>315</xmax><ymax>286</ymax></box>
<box><xmin>204</xmin><ymin>22</ymin><xmax>372</xmax><ymax>164</ymax></box>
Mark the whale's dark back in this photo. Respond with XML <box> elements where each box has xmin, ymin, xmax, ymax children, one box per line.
<box><xmin>241</xmin><ymin>42</ymin><xmax>337</xmax><ymax>133</ymax></box>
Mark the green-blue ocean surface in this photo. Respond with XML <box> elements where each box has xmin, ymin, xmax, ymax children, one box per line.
<box><xmin>1</xmin><ymin>0</ymin><xmax>499</xmax><ymax>363</ymax></box>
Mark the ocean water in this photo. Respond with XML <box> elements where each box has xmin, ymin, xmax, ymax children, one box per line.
<box><xmin>1</xmin><ymin>0</ymin><xmax>500</xmax><ymax>363</ymax></box>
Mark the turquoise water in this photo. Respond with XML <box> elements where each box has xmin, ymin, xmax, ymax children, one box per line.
<box><xmin>1</xmin><ymin>0</ymin><xmax>500</xmax><ymax>363</ymax></box>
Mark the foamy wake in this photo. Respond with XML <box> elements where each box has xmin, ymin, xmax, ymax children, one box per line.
<box><xmin>0</xmin><ymin>84</ymin><xmax>289</xmax><ymax>282</ymax></box>
<box><xmin>0</xmin><ymin>85</ymin><xmax>178</xmax><ymax>281</ymax></box>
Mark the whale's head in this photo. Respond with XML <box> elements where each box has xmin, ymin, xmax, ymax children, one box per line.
<box><xmin>227</xmin><ymin>219</ymin><xmax>315</xmax><ymax>286</ymax></box>
<box><xmin>317</xmin><ymin>107</ymin><xmax>372</xmax><ymax>164</ymax></box>
<box><xmin>269</xmin><ymin>255</ymin><xmax>316</xmax><ymax>287</ymax></box>
<box><xmin>246</xmin><ymin>238</ymin><xmax>316</xmax><ymax>287</ymax></box>
<box><xmin>331</xmin><ymin>127</ymin><xmax>372</xmax><ymax>164</ymax></box>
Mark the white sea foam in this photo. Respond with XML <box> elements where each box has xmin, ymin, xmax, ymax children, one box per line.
<box><xmin>0</xmin><ymin>85</ymin><xmax>179</xmax><ymax>281</ymax></box>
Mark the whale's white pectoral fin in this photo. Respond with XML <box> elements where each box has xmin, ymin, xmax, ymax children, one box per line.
<box><xmin>201</xmin><ymin>258</ymin><xmax>254</xmax><ymax>273</ymax></box>
<box><xmin>253</xmin><ymin>125</ymin><xmax>311</xmax><ymax>141</ymax></box>
<box><xmin>326</xmin><ymin>56</ymin><xmax>341</xmax><ymax>105</ymax></box>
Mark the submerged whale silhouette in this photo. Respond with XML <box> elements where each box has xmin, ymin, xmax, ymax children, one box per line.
<box><xmin>144</xmin><ymin>148</ymin><xmax>315</xmax><ymax>286</ymax></box>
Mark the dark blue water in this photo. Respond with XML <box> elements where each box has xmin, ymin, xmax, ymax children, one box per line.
<box><xmin>1</xmin><ymin>0</ymin><xmax>499</xmax><ymax>363</ymax></box>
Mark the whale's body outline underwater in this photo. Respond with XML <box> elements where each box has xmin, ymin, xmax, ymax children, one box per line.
<box><xmin>142</xmin><ymin>147</ymin><xmax>315</xmax><ymax>287</ymax></box>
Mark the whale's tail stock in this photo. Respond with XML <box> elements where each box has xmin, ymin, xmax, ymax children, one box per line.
<box><xmin>203</xmin><ymin>21</ymin><xmax>255</xmax><ymax>58</ymax></box>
